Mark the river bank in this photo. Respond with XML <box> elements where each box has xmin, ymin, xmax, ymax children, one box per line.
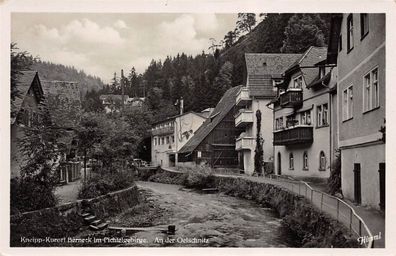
<box><xmin>137</xmin><ymin>167</ymin><xmax>361</xmax><ymax>248</ymax></box>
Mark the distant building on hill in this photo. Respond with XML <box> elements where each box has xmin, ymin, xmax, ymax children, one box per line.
<box><xmin>99</xmin><ymin>94</ymin><xmax>145</xmax><ymax>113</ymax></box>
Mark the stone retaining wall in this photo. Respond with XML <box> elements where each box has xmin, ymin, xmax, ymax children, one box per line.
<box><xmin>148</xmin><ymin>168</ymin><xmax>361</xmax><ymax>248</ymax></box>
<box><xmin>10</xmin><ymin>185</ymin><xmax>139</xmax><ymax>247</ymax></box>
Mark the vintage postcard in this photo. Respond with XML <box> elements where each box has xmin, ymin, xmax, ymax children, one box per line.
<box><xmin>1</xmin><ymin>0</ymin><xmax>395</xmax><ymax>255</ymax></box>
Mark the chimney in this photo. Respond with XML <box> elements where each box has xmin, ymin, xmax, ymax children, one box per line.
<box><xmin>180</xmin><ymin>97</ymin><xmax>184</xmax><ymax>115</ymax></box>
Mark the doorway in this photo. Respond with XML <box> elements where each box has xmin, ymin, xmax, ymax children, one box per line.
<box><xmin>379</xmin><ymin>162</ymin><xmax>385</xmax><ymax>211</ymax></box>
<box><xmin>353</xmin><ymin>163</ymin><xmax>361</xmax><ymax>204</ymax></box>
<box><xmin>277</xmin><ymin>152</ymin><xmax>282</xmax><ymax>175</ymax></box>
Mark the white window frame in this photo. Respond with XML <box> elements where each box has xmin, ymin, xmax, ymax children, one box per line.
<box><xmin>289</xmin><ymin>153</ymin><xmax>294</xmax><ymax>170</ymax></box>
<box><xmin>363</xmin><ymin>66</ymin><xmax>379</xmax><ymax>113</ymax></box>
<box><xmin>342</xmin><ymin>85</ymin><xmax>353</xmax><ymax>121</ymax></box>
<box><xmin>300</xmin><ymin>110</ymin><xmax>311</xmax><ymax>125</ymax></box>
<box><xmin>303</xmin><ymin>151</ymin><xmax>309</xmax><ymax>170</ymax></box>
<box><xmin>291</xmin><ymin>75</ymin><xmax>304</xmax><ymax>89</ymax></box>
<box><xmin>317</xmin><ymin>103</ymin><xmax>329</xmax><ymax>127</ymax></box>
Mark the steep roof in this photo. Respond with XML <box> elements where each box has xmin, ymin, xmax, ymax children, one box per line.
<box><xmin>245</xmin><ymin>53</ymin><xmax>302</xmax><ymax>98</ymax></box>
<box><xmin>245</xmin><ymin>53</ymin><xmax>302</xmax><ymax>77</ymax></box>
<box><xmin>284</xmin><ymin>46</ymin><xmax>328</xmax><ymax>86</ymax></box>
<box><xmin>11</xmin><ymin>71</ymin><xmax>44</xmax><ymax>124</ymax></box>
<box><xmin>178</xmin><ymin>85</ymin><xmax>242</xmax><ymax>154</ymax></box>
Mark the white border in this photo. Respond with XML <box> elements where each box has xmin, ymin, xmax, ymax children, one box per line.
<box><xmin>1</xmin><ymin>0</ymin><xmax>396</xmax><ymax>255</ymax></box>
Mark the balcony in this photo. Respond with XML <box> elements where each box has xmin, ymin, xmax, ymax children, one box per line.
<box><xmin>151</xmin><ymin>125</ymin><xmax>174</xmax><ymax>136</ymax></box>
<box><xmin>236</xmin><ymin>87</ymin><xmax>251</xmax><ymax>106</ymax></box>
<box><xmin>279</xmin><ymin>89</ymin><xmax>303</xmax><ymax>108</ymax></box>
<box><xmin>273</xmin><ymin>126</ymin><xmax>313</xmax><ymax>146</ymax></box>
<box><xmin>235</xmin><ymin>109</ymin><xmax>254</xmax><ymax>127</ymax></box>
<box><xmin>235</xmin><ymin>136</ymin><xmax>255</xmax><ymax>151</ymax></box>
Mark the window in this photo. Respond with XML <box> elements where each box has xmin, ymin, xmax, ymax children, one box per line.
<box><xmin>286</xmin><ymin>115</ymin><xmax>298</xmax><ymax>128</ymax></box>
<box><xmin>319</xmin><ymin>66</ymin><xmax>326</xmax><ymax>79</ymax></box>
<box><xmin>360</xmin><ymin>13</ymin><xmax>369</xmax><ymax>39</ymax></box>
<box><xmin>161</xmin><ymin>137</ymin><xmax>165</xmax><ymax>145</ymax></box>
<box><xmin>364</xmin><ymin>67</ymin><xmax>379</xmax><ymax>112</ymax></box>
<box><xmin>292</xmin><ymin>75</ymin><xmax>303</xmax><ymax>89</ymax></box>
<box><xmin>317</xmin><ymin>104</ymin><xmax>328</xmax><ymax>127</ymax></box>
<box><xmin>300</xmin><ymin>110</ymin><xmax>311</xmax><ymax>125</ymax></box>
<box><xmin>303</xmin><ymin>152</ymin><xmax>308</xmax><ymax>170</ymax></box>
<box><xmin>166</xmin><ymin>136</ymin><xmax>170</xmax><ymax>144</ymax></box>
<box><xmin>289</xmin><ymin>153</ymin><xmax>294</xmax><ymax>170</ymax></box>
<box><xmin>171</xmin><ymin>136</ymin><xmax>175</xmax><ymax>143</ymax></box>
<box><xmin>154</xmin><ymin>138</ymin><xmax>157</xmax><ymax>146</ymax></box>
<box><xmin>319</xmin><ymin>151</ymin><xmax>326</xmax><ymax>171</ymax></box>
<box><xmin>275</xmin><ymin>117</ymin><xmax>284</xmax><ymax>130</ymax></box>
<box><xmin>343</xmin><ymin>86</ymin><xmax>353</xmax><ymax>121</ymax></box>
<box><xmin>347</xmin><ymin>14</ymin><xmax>354</xmax><ymax>52</ymax></box>
<box><xmin>339</xmin><ymin>34</ymin><xmax>342</xmax><ymax>52</ymax></box>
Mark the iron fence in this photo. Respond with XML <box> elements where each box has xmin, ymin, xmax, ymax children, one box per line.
<box><xmin>267</xmin><ymin>174</ymin><xmax>373</xmax><ymax>248</ymax></box>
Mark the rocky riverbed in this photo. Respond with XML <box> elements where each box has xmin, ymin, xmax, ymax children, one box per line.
<box><xmin>96</xmin><ymin>181</ymin><xmax>297</xmax><ymax>247</ymax></box>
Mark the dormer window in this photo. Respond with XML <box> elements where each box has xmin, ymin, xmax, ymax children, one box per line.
<box><xmin>291</xmin><ymin>75</ymin><xmax>303</xmax><ymax>89</ymax></box>
<box><xmin>319</xmin><ymin>66</ymin><xmax>326</xmax><ymax>79</ymax></box>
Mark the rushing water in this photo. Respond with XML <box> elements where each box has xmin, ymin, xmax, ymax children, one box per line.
<box><xmin>104</xmin><ymin>181</ymin><xmax>297</xmax><ymax>247</ymax></box>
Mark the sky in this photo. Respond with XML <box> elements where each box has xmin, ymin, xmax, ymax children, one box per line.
<box><xmin>12</xmin><ymin>13</ymin><xmax>238</xmax><ymax>83</ymax></box>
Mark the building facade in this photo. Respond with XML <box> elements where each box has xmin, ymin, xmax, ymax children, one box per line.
<box><xmin>151</xmin><ymin>111</ymin><xmax>207</xmax><ymax>167</ymax></box>
<box><xmin>273</xmin><ymin>46</ymin><xmax>337</xmax><ymax>179</ymax></box>
<box><xmin>328</xmin><ymin>14</ymin><xmax>385</xmax><ymax>210</ymax></box>
<box><xmin>178</xmin><ymin>86</ymin><xmax>244</xmax><ymax>168</ymax></box>
<box><xmin>235</xmin><ymin>53</ymin><xmax>301</xmax><ymax>175</ymax></box>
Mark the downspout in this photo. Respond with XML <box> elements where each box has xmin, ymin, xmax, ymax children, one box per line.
<box><xmin>266</xmin><ymin>102</ymin><xmax>275</xmax><ymax>175</ymax></box>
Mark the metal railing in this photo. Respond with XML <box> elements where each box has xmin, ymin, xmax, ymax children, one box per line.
<box><xmin>267</xmin><ymin>174</ymin><xmax>373</xmax><ymax>248</ymax></box>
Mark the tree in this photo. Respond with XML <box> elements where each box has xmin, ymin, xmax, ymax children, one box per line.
<box><xmin>223</xmin><ymin>30</ymin><xmax>238</xmax><ymax>49</ymax></box>
<box><xmin>82</xmin><ymin>89</ymin><xmax>104</xmax><ymax>113</ymax></box>
<box><xmin>281</xmin><ymin>14</ymin><xmax>326</xmax><ymax>53</ymax></box>
<box><xmin>76</xmin><ymin>112</ymin><xmax>106</xmax><ymax>178</ymax></box>
<box><xmin>236</xmin><ymin>13</ymin><xmax>256</xmax><ymax>34</ymax></box>
<box><xmin>254</xmin><ymin>109</ymin><xmax>264</xmax><ymax>176</ymax></box>
<box><xmin>12</xmin><ymin>100</ymin><xmax>66</xmax><ymax>212</ymax></box>
<box><xmin>212</xmin><ymin>61</ymin><xmax>233</xmax><ymax>102</ymax></box>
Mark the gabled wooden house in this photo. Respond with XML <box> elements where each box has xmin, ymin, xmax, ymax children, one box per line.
<box><xmin>178</xmin><ymin>86</ymin><xmax>244</xmax><ymax>168</ymax></box>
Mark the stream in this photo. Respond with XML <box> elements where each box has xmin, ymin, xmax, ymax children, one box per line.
<box><xmin>101</xmin><ymin>181</ymin><xmax>298</xmax><ymax>247</ymax></box>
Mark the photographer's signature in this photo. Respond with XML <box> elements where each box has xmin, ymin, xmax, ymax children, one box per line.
<box><xmin>357</xmin><ymin>232</ymin><xmax>382</xmax><ymax>245</ymax></box>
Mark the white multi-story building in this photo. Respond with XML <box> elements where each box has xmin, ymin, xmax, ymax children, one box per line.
<box><xmin>235</xmin><ymin>53</ymin><xmax>301</xmax><ymax>175</ymax></box>
<box><xmin>150</xmin><ymin>111</ymin><xmax>208</xmax><ymax>167</ymax></box>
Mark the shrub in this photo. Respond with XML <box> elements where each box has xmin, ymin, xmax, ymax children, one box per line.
<box><xmin>78</xmin><ymin>170</ymin><xmax>135</xmax><ymax>199</ymax></box>
<box><xmin>182</xmin><ymin>166</ymin><xmax>215</xmax><ymax>189</ymax></box>
<box><xmin>327</xmin><ymin>153</ymin><xmax>342</xmax><ymax>196</ymax></box>
<box><xmin>11</xmin><ymin>177</ymin><xmax>57</xmax><ymax>214</ymax></box>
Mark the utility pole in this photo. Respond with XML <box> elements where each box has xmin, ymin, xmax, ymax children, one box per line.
<box><xmin>180</xmin><ymin>96</ymin><xmax>184</xmax><ymax>115</ymax></box>
<box><xmin>121</xmin><ymin>69</ymin><xmax>125</xmax><ymax>114</ymax></box>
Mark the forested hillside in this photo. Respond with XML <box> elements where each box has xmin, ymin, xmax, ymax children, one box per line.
<box><xmin>102</xmin><ymin>13</ymin><xmax>332</xmax><ymax>121</ymax></box>
<box><xmin>32</xmin><ymin>60</ymin><xmax>105</xmax><ymax>96</ymax></box>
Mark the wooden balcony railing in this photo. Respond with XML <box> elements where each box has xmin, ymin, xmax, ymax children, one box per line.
<box><xmin>273</xmin><ymin>126</ymin><xmax>313</xmax><ymax>146</ymax></box>
<box><xmin>279</xmin><ymin>90</ymin><xmax>303</xmax><ymax>107</ymax></box>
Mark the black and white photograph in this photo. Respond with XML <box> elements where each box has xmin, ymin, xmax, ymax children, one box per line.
<box><xmin>1</xmin><ymin>0</ymin><xmax>393</xmax><ymax>254</ymax></box>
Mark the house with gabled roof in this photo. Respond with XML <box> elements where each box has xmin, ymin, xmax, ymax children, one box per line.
<box><xmin>11</xmin><ymin>71</ymin><xmax>44</xmax><ymax>178</ymax></box>
<box><xmin>178</xmin><ymin>86</ymin><xmax>244</xmax><ymax>168</ymax></box>
<box><xmin>41</xmin><ymin>80</ymin><xmax>82</xmax><ymax>183</ymax></box>
<box><xmin>150</xmin><ymin>111</ymin><xmax>208</xmax><ymax>167</ymax></box>
<box><xmin>271</xmin><ymin>46</ymin><xmax>338</xmax><ymax>179</ymax></box>
<box><xmin>235</xmin><ymin>53</ymin><xmax>301</xmax><ymax>175</ymax></box>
